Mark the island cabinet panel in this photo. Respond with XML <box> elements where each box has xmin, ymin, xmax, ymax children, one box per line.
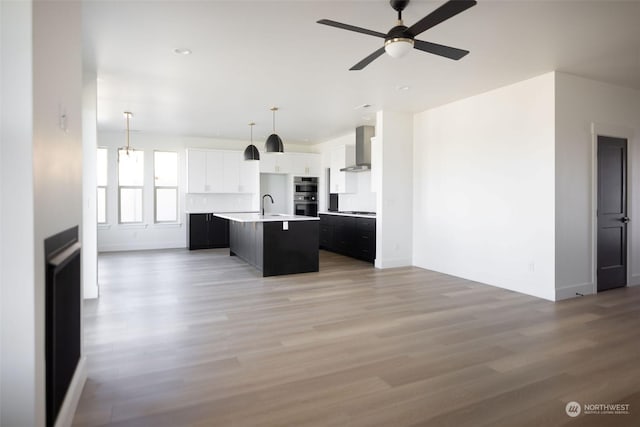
<box><xmin>188</xmin><ymin>213</ymin><xmax>229</xmax><ymax>250</ymax></box>
<box><xmin>229</xmin><ymin>219</ymin><xmax>319</xmax><ymax>277</ymax></box>
<box><xmin>262</xmin><ymin>221</ymin><xmax>319</xmax><ymax>276</ymax></box>
<box><xmin>319</xmin><ymin>214</ymin><xmax>376</xmax><ymax>263</ymax></box>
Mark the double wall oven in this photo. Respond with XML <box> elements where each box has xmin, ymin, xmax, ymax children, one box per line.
<box><xmin>294</xmin><ymin>176</ymin><xmax>318</xmax><ymax>217</ymax></box>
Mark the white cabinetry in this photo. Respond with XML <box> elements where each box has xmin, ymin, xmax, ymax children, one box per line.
<box><xmin>330</xmin><ymin>145</ymin><xmax>356</xmax><ymax>194</ymax></box>
<box><xmin>260</xmin><ymin>153</ymin><xmax>292</xmax><ymax>174</ymax></box>
<box><xmin>239</xmin><ymin>159</ymin><xmax>259</xmax><ymax>194</ymax></box>
<box><xmin>186</xmin><ymin>149</ymin><xmax>258</xmax><ymax>194</ymax></box>
<box><xmin>290</xmin><ymin>153</ymin><xmax>321</xmax><ymax>177</ymax></box>
<box><xmin>187</xmin><ymin>149</ymin><xmax>208</xmax><ymax>193</ymax></box>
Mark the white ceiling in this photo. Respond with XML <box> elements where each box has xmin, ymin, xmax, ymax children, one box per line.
<box><xmin>83</xmin><ymin>0</ymin><xmax>640</xmax><ymax>145</ymax></box>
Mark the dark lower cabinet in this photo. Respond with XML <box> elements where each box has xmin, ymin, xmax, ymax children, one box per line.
<box><xmin>319</xmin><ymin>214</ymin><xmax>375</xmax><ymax>263</ymax></box>
<box><xmin>188</xmin><ymin>213</ymin><xmax>229</xmax><ymax>249</ymax></box>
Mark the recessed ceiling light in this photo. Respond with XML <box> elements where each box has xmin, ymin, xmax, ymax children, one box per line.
<box><xmin>354</xmin><ymin>103</ymin><xmax>371</xmax><ymax>110</ymax></box>
<box><xmin>397</xmin><ymin>85</ymin><xmax>410</xmax><ymax>91</ymax></box>
<box><xmin>173</xmin><ymin>48</ymin><xmax>192</xmax><ymax>55</ymax></box>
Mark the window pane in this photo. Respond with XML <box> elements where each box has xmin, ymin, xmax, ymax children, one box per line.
<box><xmin>156</xmin><ymin>188</ymin><xmax>177</xmax><ymax>222</ymax></box>
<box><xmin>118</xmin><ymin>149</ymin><xmax>144</xmax><ymax>186</ymax></box>
<box><xmin>97</xmin><ymin>148</ymin><xmax>108</xmax><ymax>186</ymax></box>
<box><xmin>154</xmin><ymin>151</ymin><xmax>177</xmax><ymax>186</ymax></box>
<box><xmin>97</xmin><ymin>187</ymin><xmax>106</xmax><ymax>223</ymax></box>
<box><xmin>120</xmin><ymin>188</ymin><xmax>143</xmax><ymax>223</ymax></box>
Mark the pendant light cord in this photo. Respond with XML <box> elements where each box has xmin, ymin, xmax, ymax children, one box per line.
<box><xmin>271</xmin><ymin>107</ymin><xmax>278</xmax><ymax>133</ymax></box>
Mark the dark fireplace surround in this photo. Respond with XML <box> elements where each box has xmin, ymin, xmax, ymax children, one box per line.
<box><xmin>44</xmin><ymin>225</ymin><xmax>81</xmax><ymax>427</ymax></box>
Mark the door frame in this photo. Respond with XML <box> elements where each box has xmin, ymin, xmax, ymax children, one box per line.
<box><xmin>591</xmin><ymin>122</ymin><xmax>635</xmax><ymax>293</ymax></box>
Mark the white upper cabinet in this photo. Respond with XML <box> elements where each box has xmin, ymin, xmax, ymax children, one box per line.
<box><xmin>260</xmin><ymin>153</ymin><xmax>292</xmax><ymax>174</ymax></box>
<box><xmin>206</xmin><ymin>151</ymin><xmax>225</xmax><ymax>192</ymax></box>
<box><xmin>222</xmin><ymin>151</ymin><xmax>241</xmax><ymax>193</ymax></box>
<box><xmin>290</xmin><ymin>153</ymin><xmax>321</xmax><ymax>177</ymax></box>
<box><xmin>239</xmin><ymin>159</ymin><xmax>259</xmax><ymax>194</ymax></box>
<box><xmin>186</xmin><ymin>149</ymin><xmax>208</xmax><ymax>193</ymax></box>
<box><xmin>186</xmin><ymin>149</ymin><xmax>258</xmax><ymax>194</ymax></box>
<box><xmin>330</xmin><ymin>145</ymin><xmax>356</xmax><ymax>194</ymax></box>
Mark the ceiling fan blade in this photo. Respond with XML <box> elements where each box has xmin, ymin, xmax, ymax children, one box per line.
<box><xmin>350</xmin><ymin>47</ymin><xmax>386</xmax><ymax>70</ymax></box>
<box><xmin>317</xmin><ymin>19</ymin><xmax>387</xmax><ymax>38</ymax></box>
<box><xmin>414</xmin><ymin>40</ymin><xmax>469</xmax><ymax>60</ymax></box>
<box><xmin>406</xmin><ymin>0</ymin><xmax>477</xmax><ymax>37</ymax></box>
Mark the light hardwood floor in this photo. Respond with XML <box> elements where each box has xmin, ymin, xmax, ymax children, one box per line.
<box><xmin>72</xmin><ymin>249</ymin><xmax>640</xmax><ymax>426</ymax></box>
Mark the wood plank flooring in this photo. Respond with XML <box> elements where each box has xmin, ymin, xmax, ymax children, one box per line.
<box><xmin>72</xmin><ymin>249</ymin><xmax>640</xmax><ymax>426</ymax></box>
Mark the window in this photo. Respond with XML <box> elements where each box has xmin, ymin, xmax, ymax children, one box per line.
<box><xmin>154</xmin><ymin>151</ymin><xmax>178</xmax><ymax>223</ymax></box>
<box><xmin>118</xmin><ymin>149</ymin><xmax>144</xmax><ymax>223</ymax></box>
<box><xmin>97</xmin><ymin>148</ymin><xmax>108</xmax><ymax>224</ymax></box>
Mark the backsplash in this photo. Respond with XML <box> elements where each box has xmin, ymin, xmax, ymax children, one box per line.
<box><xmin>338</xmin><ymin>171</ymin><xmax>376</xmax><ymax>213</ymax></box>
<box><xmin>185</xmin><ymin>194</ymin><xmax>257</xmax><ymax>213</ymax></box>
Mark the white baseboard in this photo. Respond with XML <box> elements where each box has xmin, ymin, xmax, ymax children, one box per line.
<box><xmin>98</xmin><ymin>242</ymin><xmax>186</xmax><ymax>252</ymax></box>
<box><xmin>83</xmin><ymin>284</ymin><xmax>99</xmax><ymax>300</ymax></box>
<box><xmin>54</xmin><ymin>356</ymin><xmax>87</xmax><ymax>427</ymax></box>
<box><xmin>555</xmin><ymin>282</ymin><xmax>595</xmax><ymax>301</ymax></box>
<box><xmin>375</xmin><ymin>257</ymin><xmax>412</xmax><ymax>269</ymax></box>
<box><xmin>629</xmin><ymin>275</ymin><xmax>640</xmax><ymax>287</ymax></box>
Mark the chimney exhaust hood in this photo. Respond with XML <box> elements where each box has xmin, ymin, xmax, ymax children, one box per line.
<box><xmin>340</xmin><ymin>125</ymin><xmax>375</xmax><ymax>172</ymax></box>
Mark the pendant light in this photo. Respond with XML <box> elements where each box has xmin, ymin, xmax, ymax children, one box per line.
<box><xmin>120</xmin><ymin>111</ymin><xmax>134</xmax><ymax>156</ymax></box>
<box><xmin>265</xmin><ymin>107</ymin><xmax>284</xmax><ymax>153</ymax></box>
<box><xmin>243</xmin><ymin>122</ymin><xmax>260</xmax><ymax>161</ymax></box>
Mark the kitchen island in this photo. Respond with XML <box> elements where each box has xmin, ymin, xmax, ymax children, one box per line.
<box><xmin>214</xmin><ymin>213</ymin><xmax>319</xmax><ymax>277</ymax></box>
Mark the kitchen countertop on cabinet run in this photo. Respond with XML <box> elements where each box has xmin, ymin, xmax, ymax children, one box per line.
<box><xmin>185</xmin><ymin>210</ymin><xmax>259</xmax><ymax>214</ymax></box>
<box><xmin>214</xmin><ymin>213</ymin><xmax>319</xmax><ymax>223</ymax></box>
<box><xmin>319</xmin><ymin>211</ymin><xmax>376</xmax><ymax>218</ymax></box>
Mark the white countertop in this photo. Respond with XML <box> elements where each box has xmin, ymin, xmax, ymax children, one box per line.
<box><xmin>319</xmin><ymin>211</ymin><xmax>376</xmax><ymax>218</ymax></box>
<box><xmin>185</xmin><ymin>210</ymin><xmax>259</xmax><ymax>214</ymax></box>
<box><xmin>214</xmin><ymin>212</ymin><xmax>320</xmax><ymax>223</ymax></box>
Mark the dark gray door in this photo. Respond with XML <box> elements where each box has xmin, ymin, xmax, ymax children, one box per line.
<box><xmin>597</xmin><ymin>136</ymin><xmax>628</xmax><ymax>291</ymax></box>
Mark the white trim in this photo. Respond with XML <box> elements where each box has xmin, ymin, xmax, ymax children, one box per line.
<box><xmin>53</xmin><ymin>356</ymin><xmax>87</xmax><ymax>427</ymax></box>
<box><xmin>375</xmin><ymin>257</ymin><xmax>412</xmax><ymax>269</ymax></box>
<box><xmin>555</xmin><ymin>282</ymin><xmax>595</xmax><ymax>301</ymax></box>
<box><xmin>98</xmin><ymin>242</ymin><xmax>186</xmax><ymax>252</ymax></box>
<box><xmin>591</xmin><ymin>122</ymin><xmax>635</xmax><ymax>293</ymax></box>
<box><xmin>116</xmin><ymin>223</ymin><xmax>148</xmax><ymax>230</ymax></box>
<box><xmin>151</xmin><ymin>222</ymin><xmax>183</xmax><ymax>229</ymax></box>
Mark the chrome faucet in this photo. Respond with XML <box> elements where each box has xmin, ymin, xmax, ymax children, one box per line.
<box><xmin>262</xmin><ymin>194</ymin><xmax>274</xmax><ymax>215</ymax></box>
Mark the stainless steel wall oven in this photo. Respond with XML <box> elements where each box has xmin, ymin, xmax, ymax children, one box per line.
<box><xmin>294</xmin><ymin>176</ymin><xmax>318</xmax><ymax>217</ymax></box>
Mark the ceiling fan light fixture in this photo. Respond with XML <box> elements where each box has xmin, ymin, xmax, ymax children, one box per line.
<box><xmin>384</xmin><ymin>38</ymin><xmax>414</xmax><ymax>58</ymax></box>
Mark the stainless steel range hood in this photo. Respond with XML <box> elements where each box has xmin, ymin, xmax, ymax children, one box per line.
<box><xmin>340</xmin><ymin>125</ymin><xmax>375</xmax><ymax>172</ymax></box>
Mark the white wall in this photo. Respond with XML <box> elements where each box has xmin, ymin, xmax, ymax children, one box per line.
<box><xmin>260</xmin><ymin>174</ymin><xmax>289</xmax><ymax>214</ymax></box>
<box><xmin>1</xmin><ymin>1</ymin><xmax>84</xmax><ymax>425</ymax></box>
<box><xmin>33</xmin><ymin>2</ymin><xmax>85</xmax><ymax>425</ymax></box>
<box><xmin>413</xmin><ymin>73</ymin><xmax>557</xmax><ymax>300</ymax></box>
<box><xmin>97</xmin><ymin>132</ymin><xmax>314</xmax><ymax>251</ymax></box>
<box><xmin>555</xmin><ymin>73</ymin><xmax>640</xmax><ymax>299</ymax></box>
<box><xmin>82</xmin><ymin>72</ymin><xmax>99</xmax><ymax>299</ymax></box>
<box><xmin>314</xmin><ymin>131</ymin><xmax>377</xmax><ymax>213</ymax></box>
<box><xmin>1</xmin><ymin>1</ymin><xmax>37</xmax><ymax>425</ymax></box>
<box><xmin>376</xmin><ymin>111</ymin><xmax>413</xmax><ymax>268</ymax></box>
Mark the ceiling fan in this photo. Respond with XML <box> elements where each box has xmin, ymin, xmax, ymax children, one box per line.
<box><xmin>317</xmin><ymin>0</ymin><xmax>477</xmax><ymax>70</ymax></box>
